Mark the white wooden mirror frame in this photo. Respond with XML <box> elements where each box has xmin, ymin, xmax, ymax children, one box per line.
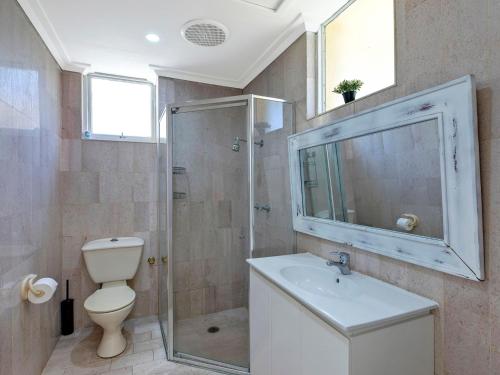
<box><xmin>289</xmin><ymin>76</ymin><xmax>484</xmax><ymax>280</ymax></box>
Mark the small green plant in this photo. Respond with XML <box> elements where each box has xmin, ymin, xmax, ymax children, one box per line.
<box><xmin>333</xmin><ymin>79</ymin><xmax>364</xmax><ymax>94</ymax></box>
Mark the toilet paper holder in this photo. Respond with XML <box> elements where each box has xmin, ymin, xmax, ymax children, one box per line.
<box><xmin>397</xmin><ymin>213</ymin><xmax>420</xmax><ymax>232</ymax></box>
<box><xmin>20</xmin><ymin>274</ymin><xmax>45</xmax><ymax>300</ymax></box>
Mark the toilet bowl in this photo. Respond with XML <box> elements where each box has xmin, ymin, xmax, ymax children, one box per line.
<box><xmin>81</xmin><ymin>237</ymin><xmax>144</xmax><ymax>358</ymax></box>
<box><xmin>84</xmin><ymin>282</ymin><xmax>136</xmax><ymax>357</ymax></box>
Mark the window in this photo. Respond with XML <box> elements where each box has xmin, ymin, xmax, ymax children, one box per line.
<box><xmin>319</xmin><ymin>0</ymin><xmax>395</xmax><ymax>112</ymax></box>
<box><xmin>84</xmin><ymin>73</ymin><xmax>155</xmax><ymax>142</ymax></box>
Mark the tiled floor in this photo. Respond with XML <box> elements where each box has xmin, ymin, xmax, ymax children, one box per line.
<box><xmin>175</xmin><ymin>307</ymin><xmax>249</xmax><ymax>369</ymax></box>
<box><xmin>42</xmin><ymin>316</ymin><xmax>220</xmax><ymax>375</ymax></box>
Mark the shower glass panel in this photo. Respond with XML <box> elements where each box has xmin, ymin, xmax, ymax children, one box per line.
<box><xmin>252</xmin><ymin>98</ymin><xmax>295</xmax><ymax>258</ymax></box>
<box><xmin>171</xmin><ymin>100</ymin><xmax>250</xmax><ymax>372</ymax></box>
<box><xmin>159</xmin><ymin>95</ymin><xmax>294</xmax><ymax>374</ymax></box>
<box><xmin>158</xmin><ymin>109</ymin><xmax>169</xmax><ymax>341</ymax></box>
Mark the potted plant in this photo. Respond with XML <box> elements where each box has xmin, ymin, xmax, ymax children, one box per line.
<box><xmin>333</xmin><ymin>79</ymin><xmax>364</xmax><ymax>104</ymax></box>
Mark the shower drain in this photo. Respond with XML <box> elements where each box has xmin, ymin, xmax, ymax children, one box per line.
<box><xmin>207</xmin><ymin>326</ymin><xmax>220</xmax><ymax>333</ymax></box>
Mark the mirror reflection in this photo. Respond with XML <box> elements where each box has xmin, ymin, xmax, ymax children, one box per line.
<box><xmin>300</xmin><ymin>119</ymin><xmax>444</xmax><ymax>239</ymax></box>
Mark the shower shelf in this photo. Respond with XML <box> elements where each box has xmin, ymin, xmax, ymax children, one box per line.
<box><xmin>173</xmin><ymin>192</ymin><xmax>187</xmax><ymax>199</ymax></box>
<box><xmin>173</xmin><ymin>166</ymin><xmax>186</xmax><ymax>175</ymax></box>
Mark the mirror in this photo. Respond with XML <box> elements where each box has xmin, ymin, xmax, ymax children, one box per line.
<box><xmin>289</xmin><ymin>76</ymin><xmax>484</xmax><ymax>280</ymax></box>
<box><xmin>300</xmin><ymin>119</ymin><xmax>444</xmax><ymax>239</ymax></box>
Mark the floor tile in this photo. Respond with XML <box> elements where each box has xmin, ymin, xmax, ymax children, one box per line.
<box><xmin>110</xmin><ymin>351</ymin><xmax>154</xmax><ymax>370</ymax></box>
<box><xmin>42</xmin><ymin>316</ymin><xmax>235</xmax><ymax>375</ymax></box>
<box><xmin>133</xmin><ymin>338</ymin><xmax>164</xmax><ymax>354</ymax></box>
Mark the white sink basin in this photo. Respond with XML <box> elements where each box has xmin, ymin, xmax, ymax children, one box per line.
<box><xmin>280</xmin><ymin>265</ymin><xmax>362</xmax><ymax>299</ymax></box>
<box><xmin>247</xmin><ymin>253</ymin><xmax>438</xmax><ymax>336</ymax></box>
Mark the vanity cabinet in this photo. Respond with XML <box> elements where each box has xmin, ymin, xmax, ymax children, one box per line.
<box><xmin>249</xmin><ymin>268</ymin><xmax>434</xmax><ymax>375</ymax></box>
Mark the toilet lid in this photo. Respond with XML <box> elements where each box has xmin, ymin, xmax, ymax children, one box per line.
<box><xmin>84</xmin><ymin>286</ymin><xmax>136</xmax><ymax>313</ymax></box>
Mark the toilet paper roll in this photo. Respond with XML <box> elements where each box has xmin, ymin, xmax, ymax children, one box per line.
<box><xmin>397</xmin><ymin>217</ymin><xmax>413</xmax><ymax>231</ymax></box>
<box><xmin>28</xmin><ymin>278</ymin><xmax>58</xmax><ymax>304</ymax></box>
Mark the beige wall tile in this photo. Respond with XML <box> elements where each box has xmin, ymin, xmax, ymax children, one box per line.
<box><xmin>99</xmin><ymin>173</ymin><xmax>133</xmax><ymax>203</ymax></box>
<box><xmin>61</xmin><ymin>172</ymin><xmax>99</xmax><ymax>205</ymax></box>
<box><xmin>61</xmin><ymin>71</ymin><xmax>82</xmax><ymax>140</ymax></box>
<box><xmin>60</xmin><ymin>139</ymin><xmax>82</xmax><ymax>171</ymax></box>
<box><xmin>82</xmin><ymin>141</ymin><xmax>119</xmax><ymax>172</ymax></box>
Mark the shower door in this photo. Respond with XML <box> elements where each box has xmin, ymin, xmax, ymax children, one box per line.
<box><xmin>167</xmin><ymin>98</ymin><xmax>251</xmax><ymax>373</ymax></box>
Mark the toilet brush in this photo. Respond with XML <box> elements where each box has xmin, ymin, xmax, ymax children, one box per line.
<box><xmin>61</xmin><ymin>280</ymin><xmax>74</xmax><ymax>335</ymax></box>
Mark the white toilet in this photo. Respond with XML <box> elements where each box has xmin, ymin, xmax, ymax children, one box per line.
<box><xmin>81</xmin><ymin>237</ymin><xmax>144</xmax><ymax>358</ymax></box>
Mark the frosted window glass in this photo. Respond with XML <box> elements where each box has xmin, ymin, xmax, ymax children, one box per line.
<box><xmin>90</xmin><ymin>76</ymin><xmax>152</xmax><ymax>138</ymax></box>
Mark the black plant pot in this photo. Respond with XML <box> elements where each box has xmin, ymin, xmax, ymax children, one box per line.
<box><xmin>342</xmin><ymin>91</ymin><xmax>356</xmax><ymax>103</ymax></box>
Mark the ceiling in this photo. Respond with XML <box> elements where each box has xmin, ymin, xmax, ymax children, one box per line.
<box><xmin>18</xmin><ymin>0</ymin><xmax>348</xmax><ymax>88</ymax></box>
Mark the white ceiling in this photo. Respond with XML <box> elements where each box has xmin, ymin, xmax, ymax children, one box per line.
<box><xmin>18</xmin><ymin>0</ymin><xmax>348</xmax><ymax>88</ymax></box>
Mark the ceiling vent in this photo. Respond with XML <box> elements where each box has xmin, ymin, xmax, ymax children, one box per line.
<box><xmin>181</xmin><ymin>19</ymin><xmax>229</xmax><ymax>47</ymax></box>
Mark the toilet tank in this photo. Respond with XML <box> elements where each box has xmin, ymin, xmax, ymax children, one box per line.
<box><xmin>82</xmin><ymin>237</ymin><xmax>144</xmax><ymax>283</ymax></box>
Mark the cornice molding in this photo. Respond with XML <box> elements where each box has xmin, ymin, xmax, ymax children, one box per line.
<box><xmin>16</xmin><ymin>0</ymin><xmax>70</xmax><ymax>69</ymax></box>
<box><xmin>150</xmin><ymin>65</ymin><xmax>243</xmax><ymax>89</ymax></box>
<box><xmin>238</xmin><ymin>14</ymin><xmax>305</xmax><ymax>88</ymax></box>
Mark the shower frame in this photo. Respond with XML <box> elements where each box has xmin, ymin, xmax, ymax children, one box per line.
<box><xmin>160</xmin><ymin>94</ymin><xmax>293</xmax><ymax>374</ymax></box>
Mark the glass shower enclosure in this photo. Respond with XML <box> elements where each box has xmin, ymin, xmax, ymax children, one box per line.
<box><xmin>158</xmin><ymin>95</ymin><xmax>294</xmax><ymax>374</ymax></box>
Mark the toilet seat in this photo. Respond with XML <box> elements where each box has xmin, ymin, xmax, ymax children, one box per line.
<box><xmin>84</xmin><ymin>285</ymin><xmax>135</xmax><ymax>314</ymax></box>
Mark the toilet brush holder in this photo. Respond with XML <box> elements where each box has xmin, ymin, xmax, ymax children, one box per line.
<box><xmin>61</xmin><ymin>280</ymin><xmax>74</xmax><ymax>335</ymax></box>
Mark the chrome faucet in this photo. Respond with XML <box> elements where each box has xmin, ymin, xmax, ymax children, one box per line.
<box><xmin>260</xmin><ymin>204</ymin><xmax>271</xmax><ymax>213</ymax></box>
<box><xmin>326</xmin><ymin>251</ymin><xmax>351</xmax><ymax>275</ymax></box>
<box><xmin>254</xmin><ymin>203</ymin><xmax>271</xmax><ymax>213</ymax></box>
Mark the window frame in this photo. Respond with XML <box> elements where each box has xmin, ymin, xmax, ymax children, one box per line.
<box><xmin>82</xmin><ymin>72</ymin><xmax>157</xmax><ymax>143</ymax></box>
<box><xmin>317</xmin><ymin>0</ymin><xmax>397</xmax><ymax>115</ymax></box>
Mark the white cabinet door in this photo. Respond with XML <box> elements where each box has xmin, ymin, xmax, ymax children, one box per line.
<box><xmin>250</xmin><ymin>270</ymin><xmax>349</xmax><ymax>375</ymax></box>
<box><xmin>269</xmin><ymin>282</ymin><xmax>302</xmax><ymax>375</ymax></box>
<box><xmin>350</xmin><ymin>315</ymin><xmax>434</xmax><ymax>375</ymax></box>
<box><xmin>250</xmin><ymin>270</ymin><xmax>271</xmax><ymax>375</ymax></box>
<box><xmin>300</xmin><ymin>305</ymin><xmax>349</xmax><ymax>375</ymax></box>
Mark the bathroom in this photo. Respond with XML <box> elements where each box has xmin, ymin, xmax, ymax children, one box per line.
<box><xmin>1</xmin><ymin>0</ymin><xmax>499</xmax><ymax>374</ymax></box>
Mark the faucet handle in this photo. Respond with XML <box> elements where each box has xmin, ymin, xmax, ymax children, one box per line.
<box><xmin>329</xmin><ymin>251</ymin><xmax>350</xmax><ymax>264</ymax></box>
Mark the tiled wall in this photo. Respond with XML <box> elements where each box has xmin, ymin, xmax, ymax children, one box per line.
<box><xmin>61</xmin><ymin>73</ymin><xmax>242</xmax><ymax>329</ymax></box>
<box><xmin>245</xmin><ymin>1</ymin><xmax>500</xmax><ymax>374</ymax></box>
<box><xmin>161</xmin><ymin>90</ymin><xmax>296</xmax><ymax>320</ymax></box>
<box><xmin>158</xmin><ymin>77</ymin><xmax>243</xmax><ymax>106</ymax></box>
<box><xmin>158</xmin><ymin>79</ymin><xmax>243</xmax><ymax>321</ymax></box>
<box><xmin>61</xmin><ymin>71</ymin><xmax>159</xmax><ymax>328</ymax></box>
<box><xmin>0</xmin><ymin>0</ymin><xmax>62</xmax><ymax>373</ymax></box>
<box><xmin>157</xmin><ymin>79</ymin><xmax>242</xmax><ymax>325</ymax></box>
<box><xmin>169</xmin><ymin>106</ymin><xmax>249</xmax><ymax>320</ymax></box>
